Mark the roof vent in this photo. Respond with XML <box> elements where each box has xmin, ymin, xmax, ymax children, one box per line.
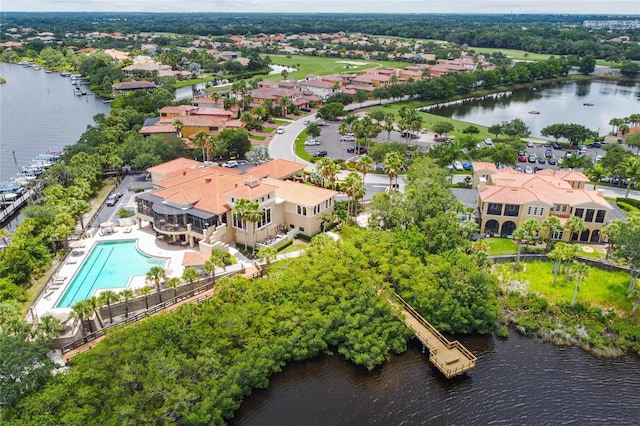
<box><xmin>246</xmin><ymin>180</ymin><xmax>259</xmax><ymax>188</ymax></box>
<box><xmin>205</xmin><ymin>178</ymin><xmax>212</xmax><ymax>183</ymax></box>
<box><xmin>183</xmin><ymin>171</ymin><xmax>187</xmax><ymax>176</ymax></box>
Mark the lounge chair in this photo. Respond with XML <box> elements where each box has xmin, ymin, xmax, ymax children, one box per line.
<box><xmin>123</xmin><ymin>226</ymin><xmax>132</xmax><ymax>233</ymax></box>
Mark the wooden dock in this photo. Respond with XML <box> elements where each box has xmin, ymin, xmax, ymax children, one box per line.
<box><xmin>395</xmin><ymin>294</ymin><xmax>477</xmax><ymax>378</ymax></box>
<box><xmin>0</xmin><ymin>186</ymin><xmax>37</xmax><ymax>225</ymax></box>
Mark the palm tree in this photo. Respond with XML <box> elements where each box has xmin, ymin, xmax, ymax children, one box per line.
<box><xmin>621</xmin><ymin>157</ymin><xmax>640</xmax><ymax>198</ymax></box>
<box><xmin>120</xmin><ymin>289</ymin><xmax>136</xmax><ymax>318</ymax></box>
<box><xmin>280</xmin><ymin>69</ymin><xmax>289</xmax><ymax>81</ymax></box>
<box><xmin>211</xmin><ymin>92</ymin><xmax>221</xmax><ymax>108</ymax></box>
<box><xmin>182</xmin><ymin>266</ymin><xmax>200</xmax><ymax>291</ymax></box>
<box><xmin>548</xmin><ymin>242</ymin><xmax>567</xmax><ymax>287</ymax></box>
<box><xmin>32</xmin><ymin>314</ymin><xmax>65</xmax><ymax>341</ymax></box>
<box><xmin>146</xmin><ymin>265</ymin><xmax>166</xmax><ymax>303</ymax></box>
<box><xmin>98</xmin><ymin>290</ymin><xmax>120</xmax><ymax>323</ymax></box>
<box><xmin>85</xmin><ymin>296</ymin><xmax>104</xmax><ymax>329</ymax></box>
<box><xmin>586</xmin><ymin>163</ymin><xmax>609</xmax><ymax>191</ymax></box>
<box><xmin>355</xmin><ymin>155</ymin><xmax>373</xmax><ymax>186</ymax></box>
<box><xmin>565</xmin><ymin>216</ymin><xmax>586</xmax><ymax>243</ymax></box>
<box><xmin>343</xmin><ymin>171</ymin><xmax>365</xmax><ymax>223</ymax></box>
<box><xmin>602</xmin><ymin>220</ymin><xmax>622</xmax><ymax>260</ymax></box>
<box><xmin>513</xmin><ymin>227</ymin><xmax>529</xmax><ymax>272</ymax></box>
<box><xmin>70</xmin><ymin>300</ymin><xmax>93</xmax><ymax>336</ymax></box>
<box><xmin>166</xmin><ymin>277</ymin><xmax>182</xmax><ymax>299</ymax></box>
<box><xmin>137</xmin><ymin>285</ymin><xmax>153</xmax><ymax>310</ymax></box>
<box><xmin>383</xmin><ymin>151</ymin><xmax>403</xmax><ymax>189</ymax></box>
<box><xmin>571</xmin><ymin>262</ymin><xmax>590</xmax><ymax>306</ymax></box>
<box><xmin>232</xmin><ymin>198</ymin><xmax>251</xmax><ymax>251</ymax></box>
<box><xmin>316</xmin><ymin>157</ymin><xmax>339</xmax><ymax>190</ymax></box>
<box><xmin>193</xmin><ymin>131</ymin><xmax>211</xmax><ymax>162</ymax></box>
<box><xmin>628</xmin><ymin>286</ymin><xmax>640</xmax><ymax>317</ymax></box>
<box><xmin>383</xmin><ymin>113</ymin><xmax>396</xmax><ymax>141</ymax></box>
<box><xmin>244</xmin><ymin>201</ymin><xmax>264</xmax><ymax>257</ymax></box>
<box><xmin>541</xmin><ymin>216</ymin><xmax>563</xmax><ymax>250</ymax></box>
<box><xmin>172</xmin><ymin>118</ymin><xmax>184</xmax><ymax>138</ymax></box>
<box><xmin>563</xmin><ymin>244</ymin><xmax>580</xmax><ymax>283</ymax></box>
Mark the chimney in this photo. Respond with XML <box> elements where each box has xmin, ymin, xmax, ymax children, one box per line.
<box><xmin>205</xmin><ymin>178</ymin><xmax>212</xmax><ymax>183</ymax></box>
<box><xmin>183</xmin><ymin>171</ymin><xmax>186</xmax><ymax>176</ymax></box>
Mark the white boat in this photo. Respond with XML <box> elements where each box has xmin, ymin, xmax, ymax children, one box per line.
<box><xmin>0</xmin><ymin>193</ymin><xmax>18</xmax><ymax>202</ymax></box>
<box><xmin>74</xmin><ymin>86</ymin><xmax>83</xmax><ymax>96</ymax></box>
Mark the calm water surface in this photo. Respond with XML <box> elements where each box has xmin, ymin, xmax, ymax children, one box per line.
<box><xmin>234</xmin><ymin>333</ymin><xmax>640</xmax><ymax>425</ymax></box>
<box><xmin>0</xmin><ymin>62</ymin><xmax>110</xmax><ymax>182</ymax></box>
<box><xmin>426</xmin><ymin>81</ymin><xmax>640</xmax><ymax>138</ymax></box>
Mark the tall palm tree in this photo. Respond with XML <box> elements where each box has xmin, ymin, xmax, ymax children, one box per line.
<box><xmin>98</xmin><ymin>290</ymin><xmax>120</xmax><ymax>324</ymax></box>
<box><xmin>513</xmin><ymin>227</ymin><xmax>529</xmax><ymax>272</ymax></box>
<box><xmin>343</xmin><ymin>171</ymin><xmax>365</xmax><ymax>223</ymax></box>
<box><xmin>383</xmin><ymin>113</ymin><xmax>396</xmax><ymax>141</ymax></box>
<box><xmin>628</xmin><ymin>286</ymin><xmax>640</xmax><ymax>317</ymax></box>
<box><xmin>70</xmin><ymin>300</ymin><xmax>93</xmax><ymax>336</ymax></box>
<box><xmin>137</xmin><ymin>285</ymin><xmax>153</xmax><ymax>310</ymax></box>
<box><xmin>383</xmin><ymin>151</ymin><xmax>403</xmax><ymax>189</ymax></box>
<box><xmin>571</xmin><ymin>262</ymin><xmax>590</xmax><ymax>306</ymax></box>
<box><xmin>316</xmin><ymin>157</ymin><xmax>339</xmax><ymax>189</ymax></box>
<box><xmin>565</xmin><ymin>216</ymin><xmax>586</xmax><ymax>243</ymax></box>
<box><xmin>232</xmin><ymin>198</ymin><xmax>251</xmax><ymax>251</ymax></box>
<box><xmin>182</xmin><ymin>266</ymin><xmax>200</xmax><ymax>291</ymax></box>
<box><xmin>355</xmin><ymin>155</ymin><xmax>373</xmax><ymax>186</ymax></box>
<box><xmin>166</xmin><ymin>277</ymin><xmax>182</xmax><ymax>299</ymax></box>
<box><xmin>193</xmin><ymin>131</ymin><xmax>211</xmax><ymax>162</ymax></box>
<box><xmin>32</xmin><ymin>314</ymin><xmax>65</xmax><ymax>341</ymax></box>
<box><xmin>244</xmin><ymin>201</ymin><xmax>264</xmax><ymax>257</ymax></box>
<box><xmin>146</xmin><ymin>266</ymin><xmax>166</xmax><ymax>303</ymax></box>
<box><xmin>172</xmin><ymin>118</ymin><xmax>184</xmax><ymax>138</ymax></box>
<box><xmin>621</xmin><ymin>157</ymin><xmax>640</xmax><ymax>198</ymax></box>
<box><xmin>85</xmin><ymin>297</ymin><xmax>104</xmax><ymax>329</ymax></box>
<box><xmin>548</xmin><ymin>242</ymin><xmax>567</xmax><ymax>287</ymax></box>
<box><xmin>562</xmin><ymin>244</ymin><xmax>580</xmax><ymax>283</ymax></box>
<box><xmin>602</xmin><ymin>220</ymin><xmax>622</xmax><ymax>260</ymax></box>
<box><xmin>120</xmin><ymin>289</ymin><xmax>136</xmax><ymax>318</ymax></box>
<box><xmin>586</xmin><ymin>163</ymin><xmax>609</xmax><ymax>191</ymax></box>
<box><xmin>541</xmin><ymin>216</ymin><xmax>563</xmax><ymax>250</ymax></box>
<box><xmin>211</xmin><ymin>92</ymin><xmax>221</xmax><ymax>108</ymax></box>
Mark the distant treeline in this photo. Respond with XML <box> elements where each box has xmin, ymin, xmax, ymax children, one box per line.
<box><xmin>3</xmin><ymin>13</ymin><xmax>640</xmax><ymax>61</ymax></box>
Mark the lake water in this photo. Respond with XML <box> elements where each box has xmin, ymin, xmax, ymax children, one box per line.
<box><xmin>233</xmin><ymin>332</ymin><xmax>640</xmax><ymax>425</ymax></box>
<box><xmin>0</xmin><ymin>62</ymin><xmax>110</xmax><ymax>183</ymax></box>
<box><xmin>425</xmin><ymin>80</ymin><xmax>640</xmax><ymax>138</ymax></box>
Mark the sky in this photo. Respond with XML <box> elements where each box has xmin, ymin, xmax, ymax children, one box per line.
<box><xmin>2</xmin><ymin>0</ymin><xmax>639</xmax><ymax>15</ymax></box>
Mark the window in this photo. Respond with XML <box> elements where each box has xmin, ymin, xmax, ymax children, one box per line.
<box><xmin>297</xmin><ymin>205</ymin><xmax>301</xmax><ymax>215</ymax></box>
<box><xmin>539</xmin><ymin>208</ymin><xmax>544</xmax><ymax>216</ymax></box>
<box><xmin>585</xmin><ymin>209</ymin><xmax>595</xmax><ymax>222</ymax></box>
<box><xmin>527</xmin><ymin>207</ymin><xmax>532</xmax><ymax>215</ymax></box>
<box><xmin>551</xmin><ymin>230</ymin><xmax>564</xmax><ymax>240</ymax></box>
<box><xmin>257</xmin><ymin>208</ymin><xmax>272</xmax><ymax>229</ymax></box>
<box><xmin>595</xmin><ymin>210</ymin><xmax>606</xmax><ymax>223</ymax></box>
<box><xmin>232</xmin><ymin>214</ymin><xmax>246</xmax><ymax>230</ymax></box>
<box><xmin>574</xmin><ymin>208</ymin><xmax>584</xmax><ymax>218</ymax></box>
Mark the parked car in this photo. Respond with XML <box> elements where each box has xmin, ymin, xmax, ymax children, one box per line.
<box><xmin>545</xmin><ymin>149</ymin><xmax>553</xmax><ymax>158</ymax></box>
<box><xmin>300</xmin><ymin>107</ymin><xmax>312</xmax><ymax>112</ymax></box>
<box><xmin>514</xmin><ymin>165</ymin><xmax>523</xmax><ymax>172</ymax></box>
<box><xmin>484</xmin><ymin>138</ymin><xmax>493</xmax><ymax>146</ymax></box>
<box><xmin>316</xmin><ymin>119</ymin><xmax>326</xmax><ymax>126</ymax></box>
<box><xmin>312</xmin><ymin>150</ymin><xmax>328</xmax><ymax>158</ymax></box>
<box><xmin>276</xmin><ymin>126</ymin><xmax>285</xmax><ymax>134</ymax></box>
<box><xmin>518</xmin><ymin>154</ymin><xmax>527</xmax><ymax>162</ymax></box>
<box><xmin>527</xmin><ymin>141</ymin><xmax>534</xmax><ymax>148</ymax></box>
<box><xmin>401</xmin><ymin>131</ymin><xmax>419</xmax><ymax>139</ymax></box>
<box><xmin>106</xmin><ymin>195</ymin><xmax>118</xmax><ymax>206</ymax></box>
<box><xmin>304</xmin><ymin>139</ymin><xmax>320</xmax><ymax>146</ymax></box>
<box><xmin>303</xmin><ymin>120</ymin><xmax>310</xmax><ymax>125</ymax></box>
<box><xmin>347</xmin><ymin>146</ymin><xmax>367</xmax><ymax>154</ymax></box>
<box><xmin>553</xmin><ymin>143</ymin><xmax>562</xmax><ymax>150</ymax></box>
<box><xmin>462</xmin><ymin>162</ymin><xmax>473</xmax><ymax>171</ymax></box>
<box><xmin>528</xmin><ymin>153</ymin><xmax>537</xmax><ymax>163</ymax></box>
<box><xmin>222</xmin><ymin>160</ymin><xmax>239</xmax><ymax>168</ymax></box>
<box><xmin>454</xmin><ymin>160</ymin><xmax>464</xmax><ymax>171</ymax></box>
<box><xmin>538</xmin><ymin>157</ymin><xmax>546</xmax><ymax>164</ymax></box>
<box><xmin>524</xmin><ymin>166</ymin><xmax>534</xmax><ymax>174</ymax></box>
<box><xmin>588</xmin><ymin>141</ymin><xmax>603</xmax><ymax>148</ymax></box>
<box><xmin>341</xmin><ymin>135</ymin><xmax>356</xmax><ymax>142</ymax></box>
<box><xmin>548</xmin><ymin>157</ymin><xmax>557</xmax><ymax>165</ymax></box>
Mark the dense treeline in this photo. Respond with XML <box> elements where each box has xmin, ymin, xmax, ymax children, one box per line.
<box><xmin>3</xmin><ymin>13</ymin><xmax>640</xmax><ymax>61</ymax></box>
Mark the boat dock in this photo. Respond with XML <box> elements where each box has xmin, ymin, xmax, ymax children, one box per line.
<box><xmin>0</xmin><ymin>185</ymin><xmax>39</xmax><ymax>226</ymax></box>
<box><xmin>395</xmin><ymin>294</ymin><xmax>477</xmax><ymax>378</ymax></box>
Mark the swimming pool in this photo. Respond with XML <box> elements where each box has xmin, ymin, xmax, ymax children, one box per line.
<box><xmin>56</xmin><ymin>240</ymin><xmax>167</xmax><ymax>308</ymax></box>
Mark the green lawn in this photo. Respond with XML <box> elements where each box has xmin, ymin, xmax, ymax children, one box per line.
<box><xmin>264</xmin><ymin>55</ymin><xmax>408</xmax><ymax>81</ymax></box>
<box><xmin>497</xmin><ymin>261</ymin><xmax>632</xmax><ymax>313</ymax></box>
<box><xmin>467</xmin><ymin>47</ymin><xmax>554</xmax><ymax>62</ymax></box>
<box><xmin>295</xmin><ymin>129</ymin><xmax>312</xmax><ymax>161</ymax></box>
<box><xmin>487</xmin><ymin>237</ymin><xmax>517</xmax><ymax>255</ymax></box>
<box><xmin>278</xmin><ymin>241</ymin><xmax>308</xmax><ymax>255</ymax></box>
<box><xmin>250</xmin><ymin>134</ymin><xmax>267</xmax><ymax>141</ymax></box>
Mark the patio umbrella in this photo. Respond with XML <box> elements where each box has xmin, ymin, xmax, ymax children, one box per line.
<box><xmin>68</xmin><ymin>240</ymin><xmax>86</xmax><ymax>249</ymax></box>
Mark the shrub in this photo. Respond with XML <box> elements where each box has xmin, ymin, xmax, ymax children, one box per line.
<box><xmin>274</xmin><ymin>240</ymin><xmax>293</xmax><ymax>252</ymax></box>
<box><xmin>617</xmin><ymin>197</ymin><xmax>640</xmax><ymax>209</ymax></box>
<box><xmin>133</xmin><ymin>187</ymin><xmax>144</xmax><ymax>193</ymax></box>
<box><xmin>117</xmin><ymin>207</ymin><xmax>133</xmax><ymax>218</ymax></box>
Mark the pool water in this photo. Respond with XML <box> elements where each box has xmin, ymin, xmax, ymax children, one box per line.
<box><xmin>56</xmin><ymin>240</ymin><xmax>167</xmax><ymax>308</ymax></box>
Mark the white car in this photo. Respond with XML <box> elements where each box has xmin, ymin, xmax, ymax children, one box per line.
<box><xmin>341</xmin><ymin>135</ymin><xmax>356</xmax><ymax>142</ymax></box>
<box><xmin>484</xmin><ymin>138</ymin><xmax>493</xmax><ymax>146</ymax></box>
<box><xmin>222</xmin><ymin>160</ymin><xmax>238</xmax><ymax>168</ymax></box>
<box><xmin>276</xmin><ymin>126</ymin><xmax>285</xmax><ymax>134</ymax></box>
<box><xmin>304</xmin><ymin>139</ymin><xmax>320</xmax><ymax>146</ymax></box>
<box><xmin>527</xmin><ymin>141</ymin><xmax>534</xmax><ymax>148</ymax></box>
<box><xmin>303</xmin><ymin>120</ymin><xmax>310</xmax><ymax>125</ymax></box>
<box><xmin>454</xmin><ymin>160</ymin><xmax>464</xmax><ymax>171</ymax></box>
<box><xmin>524</xmin><ymin>165</ymin><xmax>534</xmax><ymax>174</ymax></box>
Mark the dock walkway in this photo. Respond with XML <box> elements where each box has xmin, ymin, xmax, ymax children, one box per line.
<box><xmin>395</xmin><ymin>294</ymin><xmax>476</xmax><ymax>378</ymax></box>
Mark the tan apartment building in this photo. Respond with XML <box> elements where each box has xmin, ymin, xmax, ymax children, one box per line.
<box><xmin>473</xmin><ymin>163</ymin><xmax>612</xmax><ymax>243</ymax></box>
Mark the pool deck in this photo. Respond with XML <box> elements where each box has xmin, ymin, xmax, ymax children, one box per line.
<box><xmin>30</xmin><ymin>221</ymin><xmax>236</xmax><ymax>322</ymax></box>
